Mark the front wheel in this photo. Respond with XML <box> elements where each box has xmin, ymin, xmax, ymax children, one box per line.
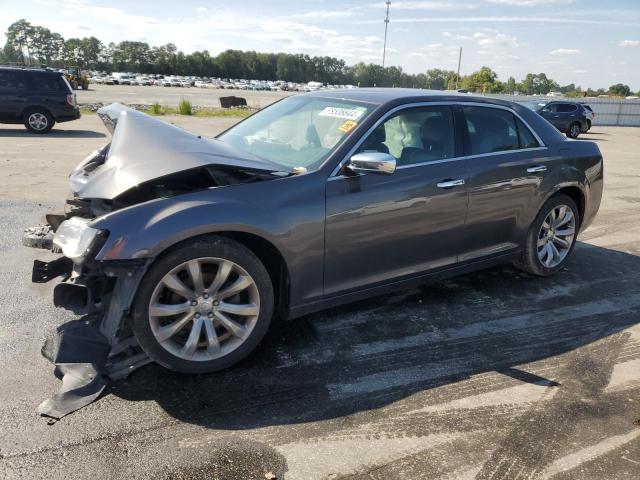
<box><xmin>567</xmin><ymin>122</ymin><xmax>581</xmax><ymax>138</ymax></box>
<box><xmin>515</xmin><ymin>194</ymin><xmax>579</xmax><ymax>277</ymax></box>
<box><xmin>131</xmin><ymin>236</ymin><xmax>274</xmax><ymax>373</ymax></box>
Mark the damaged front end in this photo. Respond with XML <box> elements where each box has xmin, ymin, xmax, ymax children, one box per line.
<box><xmin>25</xmin><ymin>215</ymin><xmax>152</xmax><ymax>419</ymax></box>
<box><xmin>25</xmin><ymin>103</ymin><xmax>290</xmax><ymax>419</ymax></box>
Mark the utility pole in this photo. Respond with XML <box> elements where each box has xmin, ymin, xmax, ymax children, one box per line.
<box><xmin>382</xmin><ymin>1</ymin><xmax>391</xmax><ymax>69</ymax></box>
<box><xmin>455</xmin><ymin>47</ymin><xmax>462</xmax><ymax>90</ymax></box>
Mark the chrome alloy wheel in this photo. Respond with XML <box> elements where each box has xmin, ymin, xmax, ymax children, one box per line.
<box><xmin>28</xmin><ymin>112</ymin><xmax>49</xmax><ymax>131</ymax></box>
<box><xmin>148</xmin><ymin>257</ymin><xmax>260</xmax><ymax>361</ymax></box>
<box><xmin>537</xmin><ymin>204</ymin><xmax>576</xmax><ymax>268</ymax></box>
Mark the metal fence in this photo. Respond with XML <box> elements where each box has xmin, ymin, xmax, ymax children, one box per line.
<box><xmin>482</xmin><ymin>95</ymin><xmax>640</xmax><ymax>127</ymax></box>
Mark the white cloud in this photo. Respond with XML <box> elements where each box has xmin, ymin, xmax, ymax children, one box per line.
<box><xmin>196</xmin><ymin>7</ymin><xmax>207</xmax><ymax>12</ymax></box>
<box><xmin>486</xmin><ymin>0</ymin><xmax>574</xmax><ymax>5</ymax></box>
<box><xmin>618</xmin><ymin>40</ymin><xmax>640</xmax><ymax>47</ymax></box>
<box><xmin>472</xmin><ymin>31</ymin><xmax>518</xmax><ymax>48</ymax></box>
<box><xmin>439</xmin><ymin>30</ymin><xmax>518</xmax><ymax>49</ymax></box>
<box><xmin>355</xmin><ymin>16</ymin><xmax>635</xmax><ymax>27</ymax></box>
<box><xmin>550</xmin><ymin>48</ymin><xmax>581</xmax><ymax>56</ymax></box>
<box><xmin>371</xmin><ymin>1</ymin><xmax>477</xmax><ymax>10</ymax></box>
<box><xmin>289</xmin><ymin>11</ymin><xmax>353</xmax><ymax>19</ymax></box>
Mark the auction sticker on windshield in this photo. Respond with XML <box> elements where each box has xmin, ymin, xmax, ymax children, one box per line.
<box><xmin>338</xmin><ymin>120</ymin><xmax>358</xmax><ymax>133</ymax></box>
<box><xmin>319</xmin><ymin>107</ymin><xmax>366</xmax><ymax>121</ymax></box>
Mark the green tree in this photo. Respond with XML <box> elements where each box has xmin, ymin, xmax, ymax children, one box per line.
<box><xmin>608</xmin><ymin>83</ymin><xmax>631</xmax><ymax>97</ymax></box>
<box><xmin>519</xmin><ymin>73</ymin><xmax>560</xmax><ymax>95</ymax></box>
<box><xmin>461</xmin><ymin>66</ymin><xmax>499</xmax><ymax>93</ymax></box>
<box><xmin>423</xmin><ymin>69</ymin><xmax>456</xmax><ymax>90</ymax></box>
<box><xmin>6</xmin><ymin>19</ymin><xmax>34</xmax><ymax>65</ymax></box>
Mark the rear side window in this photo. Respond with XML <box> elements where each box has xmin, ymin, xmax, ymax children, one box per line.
<box><xmin>28</xmin><ymin>73</ymin><xmax>68</xmax><ymax>92</ymax></box>
<box><xmin>463</xmin><ymin>106</ymin><xmax>540</xmax><ymax>154</ymax></box>
<box><xmin>463</xmin><ymin>106</ymin><xmax>520</xmax><ymax>155</ymax></box>
<box><xmin>0</xmin><ymin>70</ymin><xmax>26</xmax><ymax>91</ymax></box>
<box><xmin>556</xmin><ymin>103</ymin><xmax>578</xmax><ymax>113</ymax></box>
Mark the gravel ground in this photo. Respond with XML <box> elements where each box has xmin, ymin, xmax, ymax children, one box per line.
<box><xmin>0</xmin><ymin>117</ymin><xmax>639</xmax><ymax>479</ymax></box>
<box><xmin>76</xmin><ymin>84</ymin><xmax>291</xmax><ymax>109</ymax></box>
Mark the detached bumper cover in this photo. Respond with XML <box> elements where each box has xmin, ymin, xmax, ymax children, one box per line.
<box><xmin>38</xmin><ymin>318</ymin><xmax>110</xmax><ymax>419</ymax></box>
<box><xmin>33</xmin><ymin>258</ymin><xmax>153</xmax><ymax>419</ymax></box>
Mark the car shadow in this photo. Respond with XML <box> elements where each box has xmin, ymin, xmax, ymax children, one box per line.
<box><xmin>111</xmin><ymin>242</ymin><xmax>640</xmax><ymax>431</ymax></box>
<box><xmin>0</xmin><ymin>129</ymin><xmax>106</xmax><ymax>138</ymax></box>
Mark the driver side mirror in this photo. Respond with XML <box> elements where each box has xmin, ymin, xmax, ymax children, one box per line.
<box><xmin>346</xmin><ymin>152</ymin><xmax>396</xmax><ymax>175</ymax></box>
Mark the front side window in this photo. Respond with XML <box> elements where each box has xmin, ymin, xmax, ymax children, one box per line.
<box><xmin>218</xmin><ymin>96</ymin><xmax>374</xmax><ymax>171</ymax></box>
<box><xmin>463</xmin><ymin>106</ymin><xmax>521</xmax><ymax>155</ymax></box>
<box><xmin>0</xmin><ymin>70</ymin><xmax>25</xmax><ymax>91</ymax></box>
<box><xmin>356</xmin><ymin>106</ymin><xmax>455</xmax><ymax>166</ymax></box>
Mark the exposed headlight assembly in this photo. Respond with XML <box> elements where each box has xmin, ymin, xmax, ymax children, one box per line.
<box><xmin>53</xmin><ymin>217</ymin><xmax>104</xmax><ymax>262</ymax></box>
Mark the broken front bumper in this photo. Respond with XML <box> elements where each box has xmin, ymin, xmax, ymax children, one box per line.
<box><xmin>24</xmin><ymin>224</ymin><xmax>152</xmax><ymax>419</ymax></box>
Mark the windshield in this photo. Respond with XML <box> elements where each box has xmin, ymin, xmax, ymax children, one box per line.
<box><xmin>218</xmin><ymin>96</ymin><xmax>374</xmax><ymax>172</ymax></box>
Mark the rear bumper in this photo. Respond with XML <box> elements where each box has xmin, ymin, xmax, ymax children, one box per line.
<box><xmin>56</xmin><ymin>107</ymin><xmax>81</xmax><ymax>122</ymax></box>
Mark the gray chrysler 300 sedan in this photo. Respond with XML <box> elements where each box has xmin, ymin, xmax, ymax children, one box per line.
<box><xmin>27</xmin><ymin>89</ymin><xmax>603</xmax><ymax>374</ymax></box>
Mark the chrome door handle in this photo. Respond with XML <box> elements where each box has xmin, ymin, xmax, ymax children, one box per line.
<box><xmin>437</xmin><ymin>179</ymin><xmax>465</xmax><ymax>188</ymax></box>
<box><xmin>527</xmin><ymin>165</ymin><xmax>547</xmax><ymax>173</ymax></box>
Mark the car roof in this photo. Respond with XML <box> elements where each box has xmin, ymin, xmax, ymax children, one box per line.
<box><xmin>301</xmin><ymin>87</ymin><xmax>523</xmax><ymax>109</ymax></box>
<box><xmin>0</xmin><ymin>66</ymin><xmax>61</xmax><ymax>75</ymax></box>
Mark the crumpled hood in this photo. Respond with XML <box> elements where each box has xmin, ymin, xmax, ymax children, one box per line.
<box><xmin>69</xmin><ymin>103</ymin><xmax>290</xmax><ymax>200</ymax></box>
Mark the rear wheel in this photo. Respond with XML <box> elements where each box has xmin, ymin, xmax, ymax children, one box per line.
<box><xmin>131</xmin><ymin>236</ymin><xmax>274</xmax><ymax>373</ymax></box>
<box><xmin>24</xmin><ymin>109</ymin><xmax>54</xmax><ymax>134</ymax></box>
<box><xmin>515</xmin><ymin>194</ymin><xmax>579</xmax><ymax>276</ymax></box>
<box><xmin>567</xmin><ymin>122</ymin><xmax>581</xmax><ymax>138</ymax></box>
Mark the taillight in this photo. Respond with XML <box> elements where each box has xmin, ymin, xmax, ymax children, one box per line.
<box><xmin>66</xmin><ymin>94</ymin><xmax>75</xmax><ymax>106</ymax></box>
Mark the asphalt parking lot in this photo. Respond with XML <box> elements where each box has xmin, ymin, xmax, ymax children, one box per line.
<box><xmin>0</xmin><ymin>116</ymin><xmax>639</xmax><ymax>479</ymax></box>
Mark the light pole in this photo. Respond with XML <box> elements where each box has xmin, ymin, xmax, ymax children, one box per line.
<box><xmin>382</xmin><ymin>1</ymin><xmax>391</xmax><ymax>69</ymax></box>
<box><xmin>455</xmin><ymin>47</ymin><xmax>462</xmax><ymax>90</ymax></box>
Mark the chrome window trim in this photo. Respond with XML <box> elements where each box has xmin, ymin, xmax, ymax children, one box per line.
<box><xmin>329</xmin><ymin>100</ymin><xmax>546</xmax><ymax>180</ymax></box>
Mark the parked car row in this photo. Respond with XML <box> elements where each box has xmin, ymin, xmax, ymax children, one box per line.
<box><xmin>86</xmin><ymin>71</ymin><xmax>356</xmax><ymax>91</ymax></box>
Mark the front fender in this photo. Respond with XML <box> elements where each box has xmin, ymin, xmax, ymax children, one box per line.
<box><xmin>91</xmin><ymin>191</ymin><xmax>289</xmax><ymax>261</ymax></box>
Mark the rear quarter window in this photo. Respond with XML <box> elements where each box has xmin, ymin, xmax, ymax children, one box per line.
<box><xmin>516</xmin><ymin>117</ymin><xmax>539</xmax><ymax>149</ymax></box>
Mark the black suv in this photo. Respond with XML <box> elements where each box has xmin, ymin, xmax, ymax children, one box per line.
<box><xmin>533</xmin><ymin>101</ymin><xmax>590</xmax><ymax>139</ymax></box>
<box><xmin>0</xmin><ymin>67</ymin><xmax>80</xmax><ymax>133</ymax></box>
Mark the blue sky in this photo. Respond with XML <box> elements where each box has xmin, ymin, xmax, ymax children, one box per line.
<box><xmin>0</xmin><ymin>0</ymin><xmax>638</xmax><ymax>89</ymax></box>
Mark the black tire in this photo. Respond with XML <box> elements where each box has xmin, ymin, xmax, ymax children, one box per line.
<box><xmin>515</xmin><ymin>194</ymin><xmax>580</xmax><ymax>277</ymax></box>
<box><xmin>23</xmin><ymin>109</ymin><xmax>55</xmax><ymax>134</ymax></box>
<box><xmin>131</xmin><ymin>236</ymin><xmax>274</xmax><ymax>374</ymax></box>
<box><xmin>567</xmin><ymin>122</ymin><xmax>581</xmax><ymax>138</ymax></box>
